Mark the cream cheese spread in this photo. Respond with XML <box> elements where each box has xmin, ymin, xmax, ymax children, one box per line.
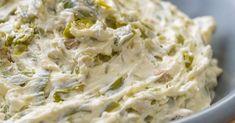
<box><xmin>0</xmin><ymin>0</ymin><xmax>222</xmax><ymax>123</ymax></box>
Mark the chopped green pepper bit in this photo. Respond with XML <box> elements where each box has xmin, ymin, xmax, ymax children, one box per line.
<box><xmin>159</xmin><ymin>34</ymin><xmax>166</xmax><ymax>41</ymax></box>
<box><xmin>168</xmin><ymin>45</ymin><xmax>176</xmax><ymax>56</ymax></box>
<box><xmin>0</xmin><ymin>47</ymin><xmax>12</xmax><ymax>71</ymax></box>
<box><xmin>63</xmin><ymin>19</ymin><xmax>93</xmax><ymax>39</ymax></box>
<box><xmin>96</xmin><ymin>54</ymin><xmax>111</xmax><ymax>62</ymax></box>
<box><xmin>63</xmin><ymin>21</ymin><xmax>75</xmax><ymax>39</ymax></box>
<box><xmin>14</xmin><ymin>33</ymin><xmax>34</xmax><ymax>45</ymax></box>
<box><xmin>95</xmin><ymin>0</ymin><xmax>111</xmax><ymax>9</ymax></box>
<box><xmin>0</xmin><ymin>32</ymin><xmax>5</xmax><ymax>37</ymax></box>
<box><xmin>183</xmin><ymin>51</ymin><xmax>194</xmax><ymax>68</ymax></box>
<box><xmin>64</xmin><ymin>1</ymin><xmax>73</xmax><ymax>9</ymax></box>
<box><xmin>105</xmin><ymin>102</ymin><xmax>120</xmax><ymax>112</ymax></box>
<box><xmin>13</xmin><ymin>44</ymin><xmax>27</xmax><ymax>55</ymax></box>
<box><xmin>105</xmin><ymin>16</ymin><xmax>126</xmax><ymax>29</ymax></box>
<box><xmin>144</xmin><ymin>115</ymin><xmax>153</xmax><ymax>123</ymax></box>
<box><xmin>154</xmin><ymin>55</ymin><xmax>163</xmax><ymax>61</ymax></box>
<box><xmin>5</xmin><ymin>35</ymin><xmax>14</xmax><ymax>46</ymax></box>
<box><xmin>126</xmin><ymin>107</ymin><xmax>138</xmax><ymax>113</ymax></box>
<box><xmin>53</xmin><ymin>84</ymin><xmax>85</xmax><ymax>102</ymax></box>
<box><xmin>73</xmin><ymin>66</ymin><xmax>80</xmax><ymax>74</ymax></box>
<box><xmin>75</xmin><ymin>19</ymin><xmax>93</xmax><ymax>30</ymax></box>
<box><xmin>73</xmin><ymin>84</ymin><xmax>85</xmax><ymax>92</ymax></box>
<box><xmin>94</xmin><ymin>53</ymin><xmax>112</xmax><ymax>66</ymax></box>
<box><xmin>176</xmin><ymin>34</ymin><xmax>185</xmax><ymax>45</ymax></box>
<box><xmin>131</xmin><ymin>23</ymin><xmax>148</xmax><ymax>38</ymax></box>
<box><xmin>53</xmin><ymin>89</ymin><xmax>69</xmax><ymax>103</ymax></box>
<box><xmin>53</xmin><ymin>91</ymin><xmax>65</xmax><ymax>103</ymax></box>
<box><xmin>0</xmin><ymin>47</ymin><xmax>8</xmax><ymax>57</ymax></box>
<box><xmin>74</xmin><ymin>9</ymin><xmax>96</xmax><ymax>21</ymax></box>
<box><xmin>20</xmin><ymin>15</ymin><xmax>37</xmax><ymax>24</ymax></box>
<box><xmin>8</xmin><ymin>26</ymin><xmax>35</xmax><ymax>55</ymax></box>
<box><xmin>109</xmin><ymin>77</ymin><xmax>124</xmax><ymax>91</ymax></box>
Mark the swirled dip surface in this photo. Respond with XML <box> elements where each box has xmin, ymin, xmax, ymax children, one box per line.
<box><xmin>0</xmin><ymin>0</ymin><xmax>222</xmax><ymax>123</ymax></box>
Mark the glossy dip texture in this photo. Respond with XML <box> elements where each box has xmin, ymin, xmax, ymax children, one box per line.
<box><xmin>0</xmin><ymin>0</ymin><xmax>223</xmax><ymax>123</ymax></box>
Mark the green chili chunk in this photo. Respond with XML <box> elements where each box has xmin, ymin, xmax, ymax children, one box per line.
<box><xmin>95</xmin><ymin>0</ymin><xmax>111</xmax><ymax>9</ymax></box>
<box><xmin>105</xmin><ymin>102</ymin><xmax>120</xmax><ymax>112</ymax></box>
<box><xmin>109</xmin><ymin>77</ymin><xmax>124</xmax><ymax>91</ymax></box>
<box><xmin>183</xmin><ymin>51</ymin><xmax>194</xmax><ymax>68</ymax></box>
<box><xmin>63</xmin><ymin>21</ymin><xmax>75</xmax><ymax>39</ymax></box>
<box><xmin>53</xmin><ymin>84</ymin><xmax>85</xmax><ymax>102</ymax></box>
<box><xmin>177</xmin><ymin>34</ymin><xmax>185</xmax><ymax>45</ymax></box>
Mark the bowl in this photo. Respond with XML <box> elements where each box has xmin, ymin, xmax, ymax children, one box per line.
<box><xmin>170</xmin><ymin>0</ymin><xmax>235</xmax><ymax>123</ymax></box>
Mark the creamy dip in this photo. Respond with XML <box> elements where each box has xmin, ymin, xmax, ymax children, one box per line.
<box><xmin>0</xmin><ymin>0</ymin><xmax>222</xmax><ymax>123</ymax></box>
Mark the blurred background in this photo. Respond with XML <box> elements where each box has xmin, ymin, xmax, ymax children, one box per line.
<box><xmin>170</xmin><ymin>0</ymin><xmax>235</xmax><ymax>123</ymax></box>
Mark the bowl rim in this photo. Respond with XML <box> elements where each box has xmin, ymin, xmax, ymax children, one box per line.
<box><xmin>172</xmin><ymin>90</ymin><xmax>235</xmax><ymax>123</ymax></box>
